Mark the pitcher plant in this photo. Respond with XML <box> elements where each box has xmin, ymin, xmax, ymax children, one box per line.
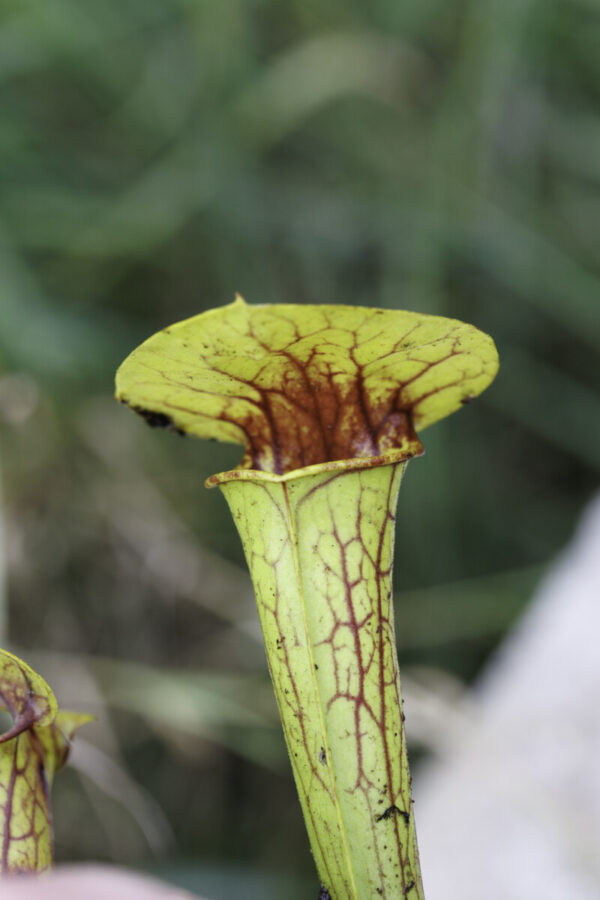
<box><xmin>116</xmin><ymin>297</ymin><xmax>498</xmax><ymax>898</ymax></box>
<box><xmin>0</xmin><ymin>649</ymin><xmax>91</xmax><ymax>874</ymax></box>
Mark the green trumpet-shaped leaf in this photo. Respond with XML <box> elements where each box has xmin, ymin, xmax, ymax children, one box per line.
<box><xmin>115</xmin><ymin>296</ymin><xmax>498</xmax><ymax>473</ymax></box>
<box><xmin>0</xmin><ymin>649</ymin><xmax>92</xmax><ymax>874</ymax></box>
<box><xmin>116</xmin><ymin>298</ymin><xmax>499</xmax><ymax>898</ymax></box>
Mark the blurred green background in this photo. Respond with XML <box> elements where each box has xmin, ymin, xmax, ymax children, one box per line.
<box><xmin>0</xmin><ymin>0</ymin><xmax>598</xmax><ymax>897</ymax></box>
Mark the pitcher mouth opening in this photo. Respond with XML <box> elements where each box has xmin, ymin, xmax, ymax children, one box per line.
<box><xmin>205</xmin><ymin>441</ymin><xmax>425</xmax><ymax>488</ymax></box>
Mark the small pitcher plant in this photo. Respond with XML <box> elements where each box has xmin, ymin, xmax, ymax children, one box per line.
<box><xmin>116</xmin><ymin>297</ymin><xmax>498</xmax><ymax>898</ymax></box>
<box><xmin>0</xmin><ymin>649</ymin><xmax>91</xmax><ymax>874</ymax></box>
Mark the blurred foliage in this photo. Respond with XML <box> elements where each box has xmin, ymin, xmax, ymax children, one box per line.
<box><xmin>0</xmin><ymin>0</ymin><xmax>598</xmax><ymax>896</ymax></box>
